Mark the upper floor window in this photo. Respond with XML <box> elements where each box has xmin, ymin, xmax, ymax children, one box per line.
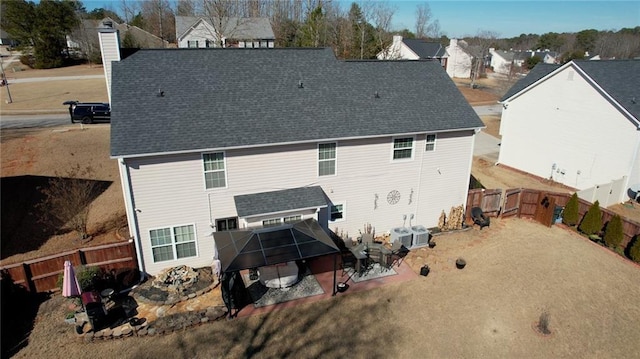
<box><xmin>150</xmin><ymin>224</ymin><xmax>197</xmax><ymax>262</ymax></box>
<box><xmin>283</xmin><ymin>215</ymin><xmax>302</xmax><ymax>223</ymax></box>
<box><xmin>425</xmin><ymin>134</ymin><xmax>437</xmax><ymax>152</ymax></box>
<box><xmin>203</xmin><ymin>152</ymin><xmax>226</xmax><ymax>189</ymax></box>
<box><xmin>393</xmin><ymin>137</ymin><xmax>414</xmax><ymax>160</ymax></box>
<box><xmin>318</xmin><ymin>142</ymin><xmax>337</xmax><ymax>176</ymax></box>
<box><xmin>187</xmin><ymin>40</ymin><xmax>199</xmax><ymax>48</ymax></box>
<box><xmin>216</xmin><ymin>217</ymin><xmax>238</xmax><ymax>231</ymax></box>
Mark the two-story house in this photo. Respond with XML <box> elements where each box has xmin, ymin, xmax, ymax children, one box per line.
<box><xmin>103</xmin><ymin>31</ymin><xmax>483</xmax><ymax>275</ymax></box>
<box><xmin>175</xmin><ymin>16</ymin><xmax>275</xmax><ymax>48</ymax></box>
<box><xmin>377</xmin><ymin>35</ymin><xmax>448</xmax><ymax>69</ymax></box>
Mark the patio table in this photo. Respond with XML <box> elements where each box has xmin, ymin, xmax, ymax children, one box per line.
<box><xmin>349</xmin><ymin>244</ymin><xmax>369</xmax><ymax>275</ymax></box>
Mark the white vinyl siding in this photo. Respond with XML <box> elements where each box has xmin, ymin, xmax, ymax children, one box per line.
<box><xmin>393</xmin><ymin>137</ymin><xmax>414</xmax><ymax>160</ymax></box>
<box><xmin>150</xmin><ymin>224</ymin><xmax>197</xmax><ymax>263</ymax></box>
<box><xmin>126</xmin><ymin>130</ymin><xmax>475</xmax><ymax>275</ymax></box>
<box><xmin>498</xmin><ymin>65</ymin><xmax>639</xmax><ymax>191</ymax></box>
<box><xmin>203</xmin><ymin>152</ymin><xmax>226</xmax><ymax>189</ymax></box>
<box><xmin>318</xmin><ymin>142</ymin><xmax>337</xmax><ymax>176</ymax></box>
<box><xmin>425</xmin><ymin>134</ymin><xmax>437</xmax><ymax>151</ymax></box>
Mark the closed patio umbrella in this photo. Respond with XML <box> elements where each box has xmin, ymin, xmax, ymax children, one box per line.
<box><xmin>62</xmin><ymin>260</ymin><xmax>82</xmax><ymax>297</ymax></box>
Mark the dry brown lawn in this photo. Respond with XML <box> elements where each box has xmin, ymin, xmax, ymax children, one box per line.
<box><xmin>12</xmin><ymin>218</ymin><xmax>640</xmax><ymax>359</ymax></box>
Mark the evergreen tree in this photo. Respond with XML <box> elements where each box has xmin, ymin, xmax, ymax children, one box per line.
<box><xmin>628</xmin><ymin>236</ymin><xmax>640</xmax><ymax>263</ymax></box>
<box><xmin>578</xmin><ymin>200</ymin><xmax>602</xmax><ymax>236</ymax></box>
<box><xmin>562</xmin><ymin>193</ymin><xmax>580</xmax><ymax>226</ymax></box>
<box><xmin>603</xmin><ymin>215</ymin><xmax>624</xmax><ymax>249</ymax></box>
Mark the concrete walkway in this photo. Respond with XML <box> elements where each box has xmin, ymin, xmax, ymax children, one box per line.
<box><xmin>473</xmin><ymin>104</ymin><xmax>502</xmax><ymax>162</ymax></box>
<box><xmin>9</xmin><ymin>75</ymin><xmax>104</xmax><ymax>83</ymax></box>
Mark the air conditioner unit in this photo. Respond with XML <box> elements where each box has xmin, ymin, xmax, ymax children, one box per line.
<box><xmin>391</xmin><ymin>227</ymin><xmax>412</xmax><ymax>248</ymax></box>
<box><xmin>410</xmin><ymin>225</ymin><xmax>430</xmax><ymax>247</ymax></box>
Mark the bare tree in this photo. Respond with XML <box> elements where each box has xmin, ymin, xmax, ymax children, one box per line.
<box><xmin>371</xmin><ymin>1</ymin><xmax>395</xmax><ymax>59</ymax></box>
<box><xmin>465</xmin><ymin>30</ymin><xmax>499</xmax><ymax>87</ymax></box>
<box><xmin>37</xmin><ymin>165</ymin><xmax>103</xmax><ymax>241</ymax></box>
<box><xmin>427</xmin><ymin>19</ymin><xmax>441</xmax><ymax>39</ymax></box>
<box><xmin>120</xmin><ymin>0</ymin><xmax>139</xmax><ymax>24</ymax></box>
<box><xmin>176</xmin><ymin>0</ymin><xmax>196</xmax><ymax>16</ymax></box>
<box><xmin>202</xmin><ymin>0</ymin><xmax>252</xmax><ymax>47</ymax></box>
<box><xmin>415</xmin><ymin>3</ymin><xmax>432</xmax><ymax>39</ymax></box>
<box><xmin>141</xmin><ymin>0</ymin><xmax>175</xmax><ymax>43</ymax></box>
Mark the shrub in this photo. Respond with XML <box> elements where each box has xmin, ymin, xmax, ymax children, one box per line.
<box><xmin>603</xmin><ymin>215</ymin><xmax>624</xmax><ymax>249</ymax></box>
<box><xmin>578</xmin><ymin>200</ymin><xmax>602</xmax><ymax>236</ymax></box>
<box><xmin>56</xmin><ymin>265</ymin><xmax>102</xmax><ymax>292</ymax></box>
<box><xmin>562</xmin><ymin>193</ymin><xmax>580</xmax><ymax>226</ymax></box>
<box><xmin>628</xmin><ymin>236</ymin><xmax>640</xmax><ymax>263</ymax></box>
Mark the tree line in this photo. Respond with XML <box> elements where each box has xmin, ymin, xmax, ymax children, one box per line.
<box><xmin>1</xmin><ymin>0</ymin><xmax>639</xmax><ymax>69</ymax></box>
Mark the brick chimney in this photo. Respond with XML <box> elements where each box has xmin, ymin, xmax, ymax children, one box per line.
<box><xmin>98</xmin><ymin>28</ymin><xmax>121</xmax><ymax>104</ymax></box>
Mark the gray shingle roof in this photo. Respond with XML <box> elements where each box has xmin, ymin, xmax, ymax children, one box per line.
<box><xmin>402</xmin><ymin>39</ymin><xmax>446</xmax><ymax>58</ymax></box>
<box><xmin>110</xmin><ymin>48</ymin><xmax>483</xmax><ymax>157</ymax></box>
<box><xmin>175</xmin><ymin>16</ymin><xmax>274</xmax><ymax>41</ymax></box>
<box><xmin>234</xmin><ymin>186</ymin><xmax>327</xmax><ymax>218</ymax></box>
<box><xmin>501</xmin><ymin>60</ymin><xmax>640</xmax><ymax>123</ymax></box>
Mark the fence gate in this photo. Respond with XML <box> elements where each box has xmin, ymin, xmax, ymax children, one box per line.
<box><xmin>502</xmin><ymin>189</ymin><xmax>521</xmax><ymax>217</ymax></box>
<box><xmin>533</xmin><ymin>192</ymin><xmax>556</xmax><ymax>227</ymax></box>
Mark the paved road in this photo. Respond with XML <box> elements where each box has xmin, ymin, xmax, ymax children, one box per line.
<box><xmin>0</xmin><ymin>113</ymin><xmax>70</xmax><ymax>129</ymax></box>
<box><xmin>472</xmin><ymin>104</ymin><xmax>502</xmax><ymax>162</ymax></box>
<box><xmin>8</xmin><ymin>75</ymin><xmax>104</xmax><ymax>84</ymax></box>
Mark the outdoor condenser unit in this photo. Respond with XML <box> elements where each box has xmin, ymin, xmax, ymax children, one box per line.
<box><xmin>410</xmin><ymin>225</ymin><xmax>430</xmax><ymax>247</ymax></box>
<box><xmin>391</xmin><ymin>227</ymin><xmax>412</xmax><ymax>248</ymax></box>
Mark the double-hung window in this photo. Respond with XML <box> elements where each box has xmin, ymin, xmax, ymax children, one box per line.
<box><xmin>425</xmin><ymin>134</ymin><xmax>437</xmax><ymax>152</ymax></box>
<box><xmin>150</xmin><ymin>224</ymin><xmax>197</xmax><ymax>262</ymax></box>
<box><xmin>203</xmin><ymin>152</ymin><xmax>226</xmax><ymax>189</ymax></box>
<box><xmin>283</xmin><ymin>215</ymin><xmax>302</xmax><ymax>223</ymax></box>
<box><xmin>393</xmin><ymin>137</ymin><xmax>414</xmax><ymax>160</ymax></box>
<box><xmin>318</xmin><ymin>142</ymin><xmax>337</xmax><ymax>176</ymax></box>
<box><xmin>262</xmin><ymin>218</ymin><xmax>282</xmax><ymax>227</ymax></box>
<box><xmin>187</xmin><ymin>40</ymin><xmax>199</xmax><ymax>48</ymax></box>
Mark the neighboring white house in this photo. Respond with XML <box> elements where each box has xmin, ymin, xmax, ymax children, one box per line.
<box><xmin>445</xmin><ymin>39</ymin><xmax>472</xmax><ymax>78</ymax></box>
<box><xmin>498</xmin><ymin>60</ymin><xmax>640</xmax><ymax>205</ymax></box>
<box><xmin>175</xmin><ymin>16</ymin><xmax>274</xmax><ymax>48</ymax></box>
<box><xmin>489</xmin><ymin>48</ymin><xmax>560</xmax><ymax>76</ymax></box>
<box><xmin>377</xmin><ymin>35</ymin><xmax>448</xmax><ymax>69</ymax></box>
<box><xmin>101</xmin><ymin>30</ymin><xmax>483</xmax><ymax>275</ymax></box>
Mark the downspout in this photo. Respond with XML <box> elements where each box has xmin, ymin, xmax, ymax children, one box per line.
<box><xmin>118</xmin><ymin>158</ymin><xmax>146</xmax><ymax>276</ymax></box>
<box><xmin>625</xmin><ymin>127</ymin><xmax>640</xmax><ymax>202</ymax></box>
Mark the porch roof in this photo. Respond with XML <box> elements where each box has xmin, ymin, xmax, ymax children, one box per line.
<box><xmin>234</xmin><ymin>186</ymin><xmax>327</xmax><ymax>218</ymax></box>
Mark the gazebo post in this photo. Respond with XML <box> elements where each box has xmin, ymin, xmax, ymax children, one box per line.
<box><xmin>332</xmin><ymin>253</ymin><xmax>337</xmax><ymax>296</ymax></box>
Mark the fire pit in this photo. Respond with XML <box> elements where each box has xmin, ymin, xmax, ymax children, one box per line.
<box><xmin>132</xmin><ymin>266</ymin><xmax>215</xmax><ymax>305</ymax></box>
<box><xmin>152</xmin><ymin>265</ymin><xmax>200</xmax><ymax>293</ymax></box>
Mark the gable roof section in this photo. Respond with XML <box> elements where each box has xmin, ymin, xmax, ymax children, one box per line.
<box><xmin>110</xmin><ymin>48</ymin><xmax>483</xmax><ymax>157</ymax></box>
<box><xmin>501</xmin><ymin>60</ymin><xmax>640</xmax><ymax>125</ymax></box>
<box><xmin>176</xmin><ymin>16</ymin><xmax>274</xmax><ymax>41</ymax></box>
<box><xmin>402</xmin><ymin>39</ymin><xmax>446</xmax><ymax>58</ymax></box>
<box><xmin>234</xmin><ymin>186</ymin><xmax>327</xmax><ymax>218</ymax></box>
<box><xmin>500</xmin><ymin>63</ymin><xmax>560</xmax><ymax>101</ymax></box>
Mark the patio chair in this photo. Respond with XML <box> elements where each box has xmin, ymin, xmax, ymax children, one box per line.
<box><xmin>471</xmin><ymin>207</ymin><xmax>490</xmax><ymax>230</ymax></box>
<box><xmin>361</xmin><ymin>233</ymin><xmax>375</xmax><ymax>246</ymax></box>
<box><xmin>341</xmin><ymin>251</ymin><xmax>357</xmax><ymax>277</ymax></box>
<box><xmin>389</xmin><ymin>240</ymin><xmax>409</xmax><ymax>267</ymax></box>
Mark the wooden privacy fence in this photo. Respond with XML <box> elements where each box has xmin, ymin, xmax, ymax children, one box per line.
<box><xmin>0</xmin><ymin>241</ymin><xmax>137</xmax><ymax>293</ymax></box>
<box><xmin>466</xmin><ymin>188</ymin><xmax>640</xmax><ymax>248</ymax></box>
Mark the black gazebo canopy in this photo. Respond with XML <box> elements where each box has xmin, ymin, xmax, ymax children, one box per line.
<box><xmin>214</xmin><ymin>218</ymin><xmax>340</xmax><ymax>273</ymax></box>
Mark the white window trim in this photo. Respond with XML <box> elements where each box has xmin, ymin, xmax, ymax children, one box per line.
<box><xmin>329</xmin><ymin>202</ymin><xmax>346</xmax><ymax>223</ymax></box>
<box><xmin>318</xmin><ymin>142</ymin><xmax>337</xmax><ymax>177</ymax></box>
<box><xmin>425</xmin><ymin>133</ymin><xmax>437</xmax><ymax>152</ymax></box>
<box><xmin>149</xmin><ymin>223</ymin><xmax>199</xmax><ymax>263</ymax></box>
<box><xmin>262</xmin><ymin>214</ymin><xmax>303</xmax><ymax>227</ymax></box>
<box><xmin>391</xmin><ymin>136</ymin><xmax>415</xmax><ymax>162</ymax></box>
<box><xmin>203</xmin><ymin>151</ymin><xmax>228</xmax><ymax>190</ymax></box>
<box><xmin>262</xmin><ymin>218</ymin><xmax>283</xmax><ymax>227</ymax></box>
<box><xmin>283</xmin><ymin>215</ymin><xmax>302</xmax><ymax>223</ymax></box>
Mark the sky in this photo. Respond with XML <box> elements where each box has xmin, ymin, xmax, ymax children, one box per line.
<box><xmin>82</xmin><ymin>0</ymin><xmax>639</xmax><ymax>39</ymax></box>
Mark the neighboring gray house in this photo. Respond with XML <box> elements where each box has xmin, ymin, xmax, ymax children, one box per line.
<box><xmin>498</xmin><ymin>60</ymin><xmax>640</xmax><ymax>206</ymax></box>
<box><xmin>175</xmin><ymin>16</ymin><xmax>274</xmax><ymax>48</ymax></box>
<box><xmin>102</xmin><ymin>30</ymin><xmax>483</xmax><ymax>275</ymax></box>
<box><xmin>0</xmin><ymin>28</ymin><xmax>18</xmax><ymax>47</ymax></box>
